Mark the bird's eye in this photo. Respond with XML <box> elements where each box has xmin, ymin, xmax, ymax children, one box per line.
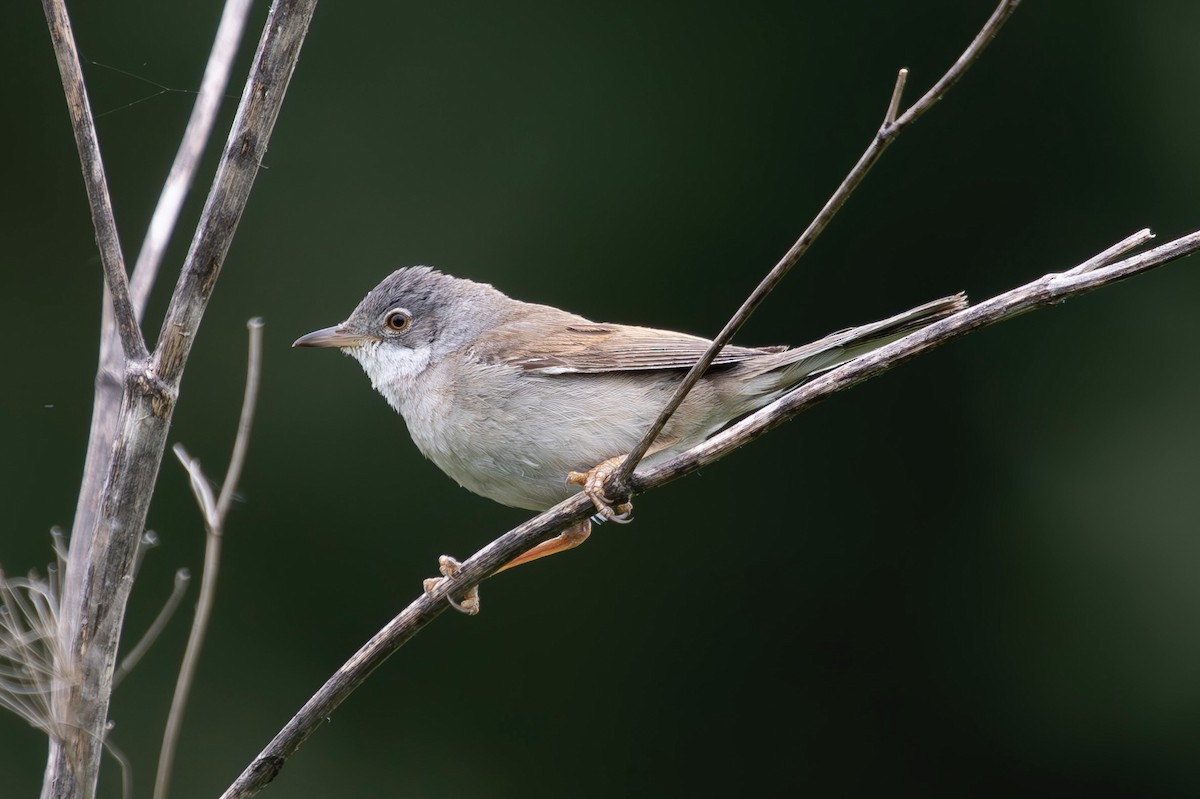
<box><xmin>384</xmin><ymin>309</ymin><xmax>411</xmax><ymax>332</ymax></box>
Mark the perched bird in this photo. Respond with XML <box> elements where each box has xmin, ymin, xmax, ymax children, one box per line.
<box><xmin>295</xmin><ymin>267</ymin><xmax>964</xmax><ymax>571</ymax></box>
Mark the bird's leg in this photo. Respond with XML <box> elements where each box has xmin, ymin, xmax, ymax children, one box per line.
<box><xmin>427</xmin><ymin>447</ymin><xmax>658</xmax><ymax>614</ymax></box>
<box><xmin>424</xmin><ymin>520</ymin><xmax>593</xmax><ymax>615</ymax></box>
<box><xmin>495</xmin><ymin>519</ymin><xmax>592</xmax><ymax>573</ymax></box>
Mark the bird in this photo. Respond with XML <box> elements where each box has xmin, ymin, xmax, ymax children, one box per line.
<box><xmin>295</xmin><ymin>266</ymin><xmax>965</xmax><ymax>574</ymax></box>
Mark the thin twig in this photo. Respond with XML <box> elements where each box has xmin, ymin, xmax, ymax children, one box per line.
<box><xmin>176</xmin><ymin>446</ymin><xmax>219</xmax><ymax>522</ymax></box>
<box><xmin>155</xmin><ymin>455</ymin><xmax>222</xmax><ymax>799</ymax></box>
<box><xmin>891</xmin><ymin>0</ymin><xmax>1023</xmax><ymax>131</ymax></box>
<box><xmin>884</xmin><ymin>68</ymin><xmax>908</xmax><ymax>127</ymax></box>
<box><xmin>217</xmin><ymin>318</ymin><xmax>265</xmax><ymax>519</ymax></box>
<box><xmin>1063</xmin><ymin>228</ymin><xmax>1154</xmax><ymax>276</ymax></box>
<box><xmin>102</xmin><ymin>736</ymin><xmax>134</xmax><ymax>799</ymax></box>
<box><xmin>157</xmin><ymin>319</ymin><xmax>265</xmax><ymax>799</ymax></box>
<box><xmin>131</xmin><ymin>0</ymin><xmax>256</xmax><ymax>318</ymax></box>
<box><xmin>113</xmin><ymin>569</ymin><xmax>191</xmax><ymax>687</ymax></box>
<box><xmin>130</xmin><ymin>531</ymin><xmax>159</xmax><ymax>582</ymax></box>
<box><xmin>222</xmin><ymin>227</ymin><xmax>1199</xmax><ymax>799</ymax></box>
<box><xmin>42</xmin><ymin>0</ymin><xmax>145</xmax><ymax>361</ymax></box>
<box><xmin>151</xmin><ymin>6</ymin><xmax>316</xmax><ymax>385</ymax></box>
<box><xmin>643</xmin><ymin>229</ymin><xmax>1200</xmax><ymax>483</ymax></box>
<box><xmin>607</xmin><ymin>0</ymin><xmax>1022</xmax><ymax>499</ymax></box>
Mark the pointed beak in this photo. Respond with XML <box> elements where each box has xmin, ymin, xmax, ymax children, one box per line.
<box><xmin>292</xmin><ymin>325</ymin><xmax>377</xmax><ymax>349</ymax></box>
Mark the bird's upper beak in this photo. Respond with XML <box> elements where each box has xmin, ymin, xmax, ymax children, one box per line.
<box><xmin>292</xmin><ymin>325</ymin><xmax>377</xmax><ymax>349</ymax></box>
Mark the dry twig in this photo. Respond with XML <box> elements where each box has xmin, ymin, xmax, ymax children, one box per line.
<box><xmin>112</xmin><ymin>569</ymin><xmax>191</xmax><ymax>688</ymax></box>
<box><xmin>41</xmin><ymin>0</ymin><xmax>144</xmax><ymax>361</ymax></box>
<box><xmin>40</xmin><ymin>0</ymin><xmax>316</xmax><ymax>795</ymax></box>
<box><xmin>72</xmin><ymin>0</ymin><xmax>256</xmax><ymax>594</ymax></box>
<box><xmin>157</xmin><ymin>318</ymin><xmax>264</xmax><ymax>799</ymax></box>
<box><xmin>605</xmin><ymin>0</ymin><xmax>1023</xmax><ymax>501</ymax></box>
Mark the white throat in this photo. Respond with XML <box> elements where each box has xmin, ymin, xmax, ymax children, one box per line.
<box><xmin>346</xmin><ymin>342</ymin><xmax>432</xmax><ymax>413</ymax></box>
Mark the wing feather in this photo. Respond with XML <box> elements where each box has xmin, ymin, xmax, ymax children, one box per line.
<box><xmin>467</xmin><ymin>291</ymin><xmax>966</xmax><ymax>376</ymax></box>
<box><xmin>475</xmin><ymin>316</ymin><xmax>776</xmax><ymax>374</ymax></box>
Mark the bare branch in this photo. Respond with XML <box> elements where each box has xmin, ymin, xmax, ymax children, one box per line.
<box><xmin>607</xmin><ymin>0</ymin><xmax>1022</xmax><ymax>498</ymax></box>
<box><xmin>1063</xmin><ymin>227</ymin><xmax>1154</xmax><ymax>276</ymax></box>
<box><xmin>151</xmin><ymin>9</ymin><xmax>315</xmax><ymax>385</ymax></box>
<box><xmin>43</xmin><ymin>4</ymin><xmax>317</xmax><ymax>796</ymax></box>
<box><xmin>157</xmin><ymin>319</ymin><xmax>265</xmax><ymax>799</ymax></box>
<box><xmin>892</xmin><ymin>0</ymin><xmax>1024</xmax><ymax>130</ymax></box>
<box><xmin>131</xmin><ymin>0</ymin><xmax>256</xmax><ymax>317</ymax></box>
<box><xmin>73</xmin><ymin>0</ymin><xmax>256</xmax><ymax>626</ymax></box>
<box><xmin>158</xmin><ymin>446</ymin><xmax>221</xmax><ymax>799</ymax></box>
<box><xmin>101</xmin><ymin>737</ymin><xmax>133</xmax><ymax>799</ymax></box>
<box><xmin>174</xmin><ymin>446</ymin><xmax>219</xmax><ymax>524</ymax></box>
<box><xmin>130</xmin><ymin>531</ymin><xmax>161</xmax><ymax>582</ymax></box>
<box><xmin>113</xmin><ymin>569</ymin><xmax>190</xmax><ymax>688</ymax></box>
<box><xmin>884</xmin><ymin>68</ymin><xmax>908</xmax><ymax>128</ymax></box>
<box><xmin>217</xmin><ymin>318</ymin><xmax>265</xmax><ymax>520</ymax></box>
<box><xmin>41</xmin><ymin>0</ymin><xmax>146</xmax><ymax>362</ymax></box>
<box><xmin>222</xmin><ymin>227</ymin><xmax>1198</xmax><ymax>799</ymax></box>
<box><xmin>644</xmin><ymin>229</ymin><xmax>1200</xmax><ymax>483</ymax></box>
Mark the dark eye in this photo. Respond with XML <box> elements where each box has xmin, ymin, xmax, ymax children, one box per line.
<box><xmin>384</xmin><ymin>309</ymin><xmax>410</xmax><ymax>332</ymax></box>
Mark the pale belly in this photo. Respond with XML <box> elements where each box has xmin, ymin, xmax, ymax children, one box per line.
<box><xmin>397</xmin><ymin>365</ymin><xmax>722</xmax><ymax>511</ymax></box>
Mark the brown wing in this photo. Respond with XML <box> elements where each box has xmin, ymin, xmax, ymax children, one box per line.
<box><xmin>472</xmin><ymin>308</ymin><xmax>779</xmax><ymax>375</ymax></box>
<box><xmin>469</xmin><ymin>293</ymin><xmax>966</xmax><ymax>377</ymax></box>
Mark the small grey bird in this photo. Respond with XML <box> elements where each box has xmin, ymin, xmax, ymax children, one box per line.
<box><xmin>295</xmin><ymin>267</ymin><xmax>964</xmax><ymax>570</ymax></box>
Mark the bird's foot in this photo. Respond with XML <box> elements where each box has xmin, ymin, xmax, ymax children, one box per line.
<box><xmin>567</xmin><ymin>456</ymin><xmax>634</xmax><ymax>524</ymax></box>
<box><xmin>422</xmin><ymin>555</ymin><xmax>480</xmax><ymax>615</ymax></box>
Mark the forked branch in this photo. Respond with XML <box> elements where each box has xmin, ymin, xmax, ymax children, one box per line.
<box><xmin>607</xmin><ymin>0</ymin><xmax>1023</xmax><ymax>498</ymax></box>
<box><xmin>40</xmin><ymin>1</ymin><xmax>316</xmax><ymax>796</ymax></box>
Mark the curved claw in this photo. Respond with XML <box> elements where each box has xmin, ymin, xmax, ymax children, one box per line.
<box><xmin>592</xmin><ymin>504</ymin><xmax>632</xmax><ymax>523</ymax></box>
<box><xmin>424</xmin><ymin>555</ymin><xmax>480</xmax><ymax>615</ymax></box>
<box><xmin>604</xmin><ymin>502</ymin><xmax>633</xmax><ymax>524</ymax></box>
<box><xmin>446</xmin><ymin>590</ymin><xmax>480</xmax><ymax>615</ymax></box>
<box><xmin>567</xmin><ymin>456</ymin><xmax>635</xmax><ymax>525</ymax></box>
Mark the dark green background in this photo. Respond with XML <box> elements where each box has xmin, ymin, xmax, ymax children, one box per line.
<box><xmin>4</xmin><ymin>1</ymin><xmax>1199</xmax><ymax>796</ymax></box>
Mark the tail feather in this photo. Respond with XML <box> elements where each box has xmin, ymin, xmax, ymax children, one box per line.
<box><xmin>747</xmin><ymin>292</ymin><xmax>968</xmax><ymax>385</ymax></box>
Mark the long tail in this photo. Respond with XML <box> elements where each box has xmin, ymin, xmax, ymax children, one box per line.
<box><xmin>748</xmin><ymin>292</ymin><xmax>968</xmax><ymax>385</ymax></box>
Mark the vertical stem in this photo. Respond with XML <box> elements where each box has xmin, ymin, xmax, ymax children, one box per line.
<box><xmin>156</xmin><ymin>320</ymin><xmax>264</xmax><ymax>799</ymax></box>
<box><xmin>41</xmin><ymin>2</ymin><xmax>319</xmax><ymax>796</ymax></box>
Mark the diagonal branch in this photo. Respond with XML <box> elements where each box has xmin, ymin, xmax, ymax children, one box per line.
<box><xmin>151</xmin><ymin>2</ymin><xmax>314</xmax><ymax>384</ymax></box>
<box><xmin>130</xmin><ymin>0</ymin><xmax>256</xmax><ymax>317</ymax></box>
<box><xmin>606</xmin><ymin>0</ymin><xmax>1023</xmax><ymax>500</ymax></box>
<box><xmin>891</xmin><ymin>0</ymin><xmax>1023</xmax><ymax>131</ymax></box>
<box><xmin>643</xmin><ymin>230</ymin><xmax>1199</xmax><ymax>484</ymax></box>
<box><xmin>221</xmin><ymin>226</ymin><xmax>1198</xmax><ymax>799</ymax></box>
<box><xmin>42</xmin><ymin>0</ymin><xmax>146</xmax><ymax>362</ymax></box>
<box><xmin>112</xmin><ymin>568</ymin><xmax>191</xmax><ymax>688</ymax></box>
